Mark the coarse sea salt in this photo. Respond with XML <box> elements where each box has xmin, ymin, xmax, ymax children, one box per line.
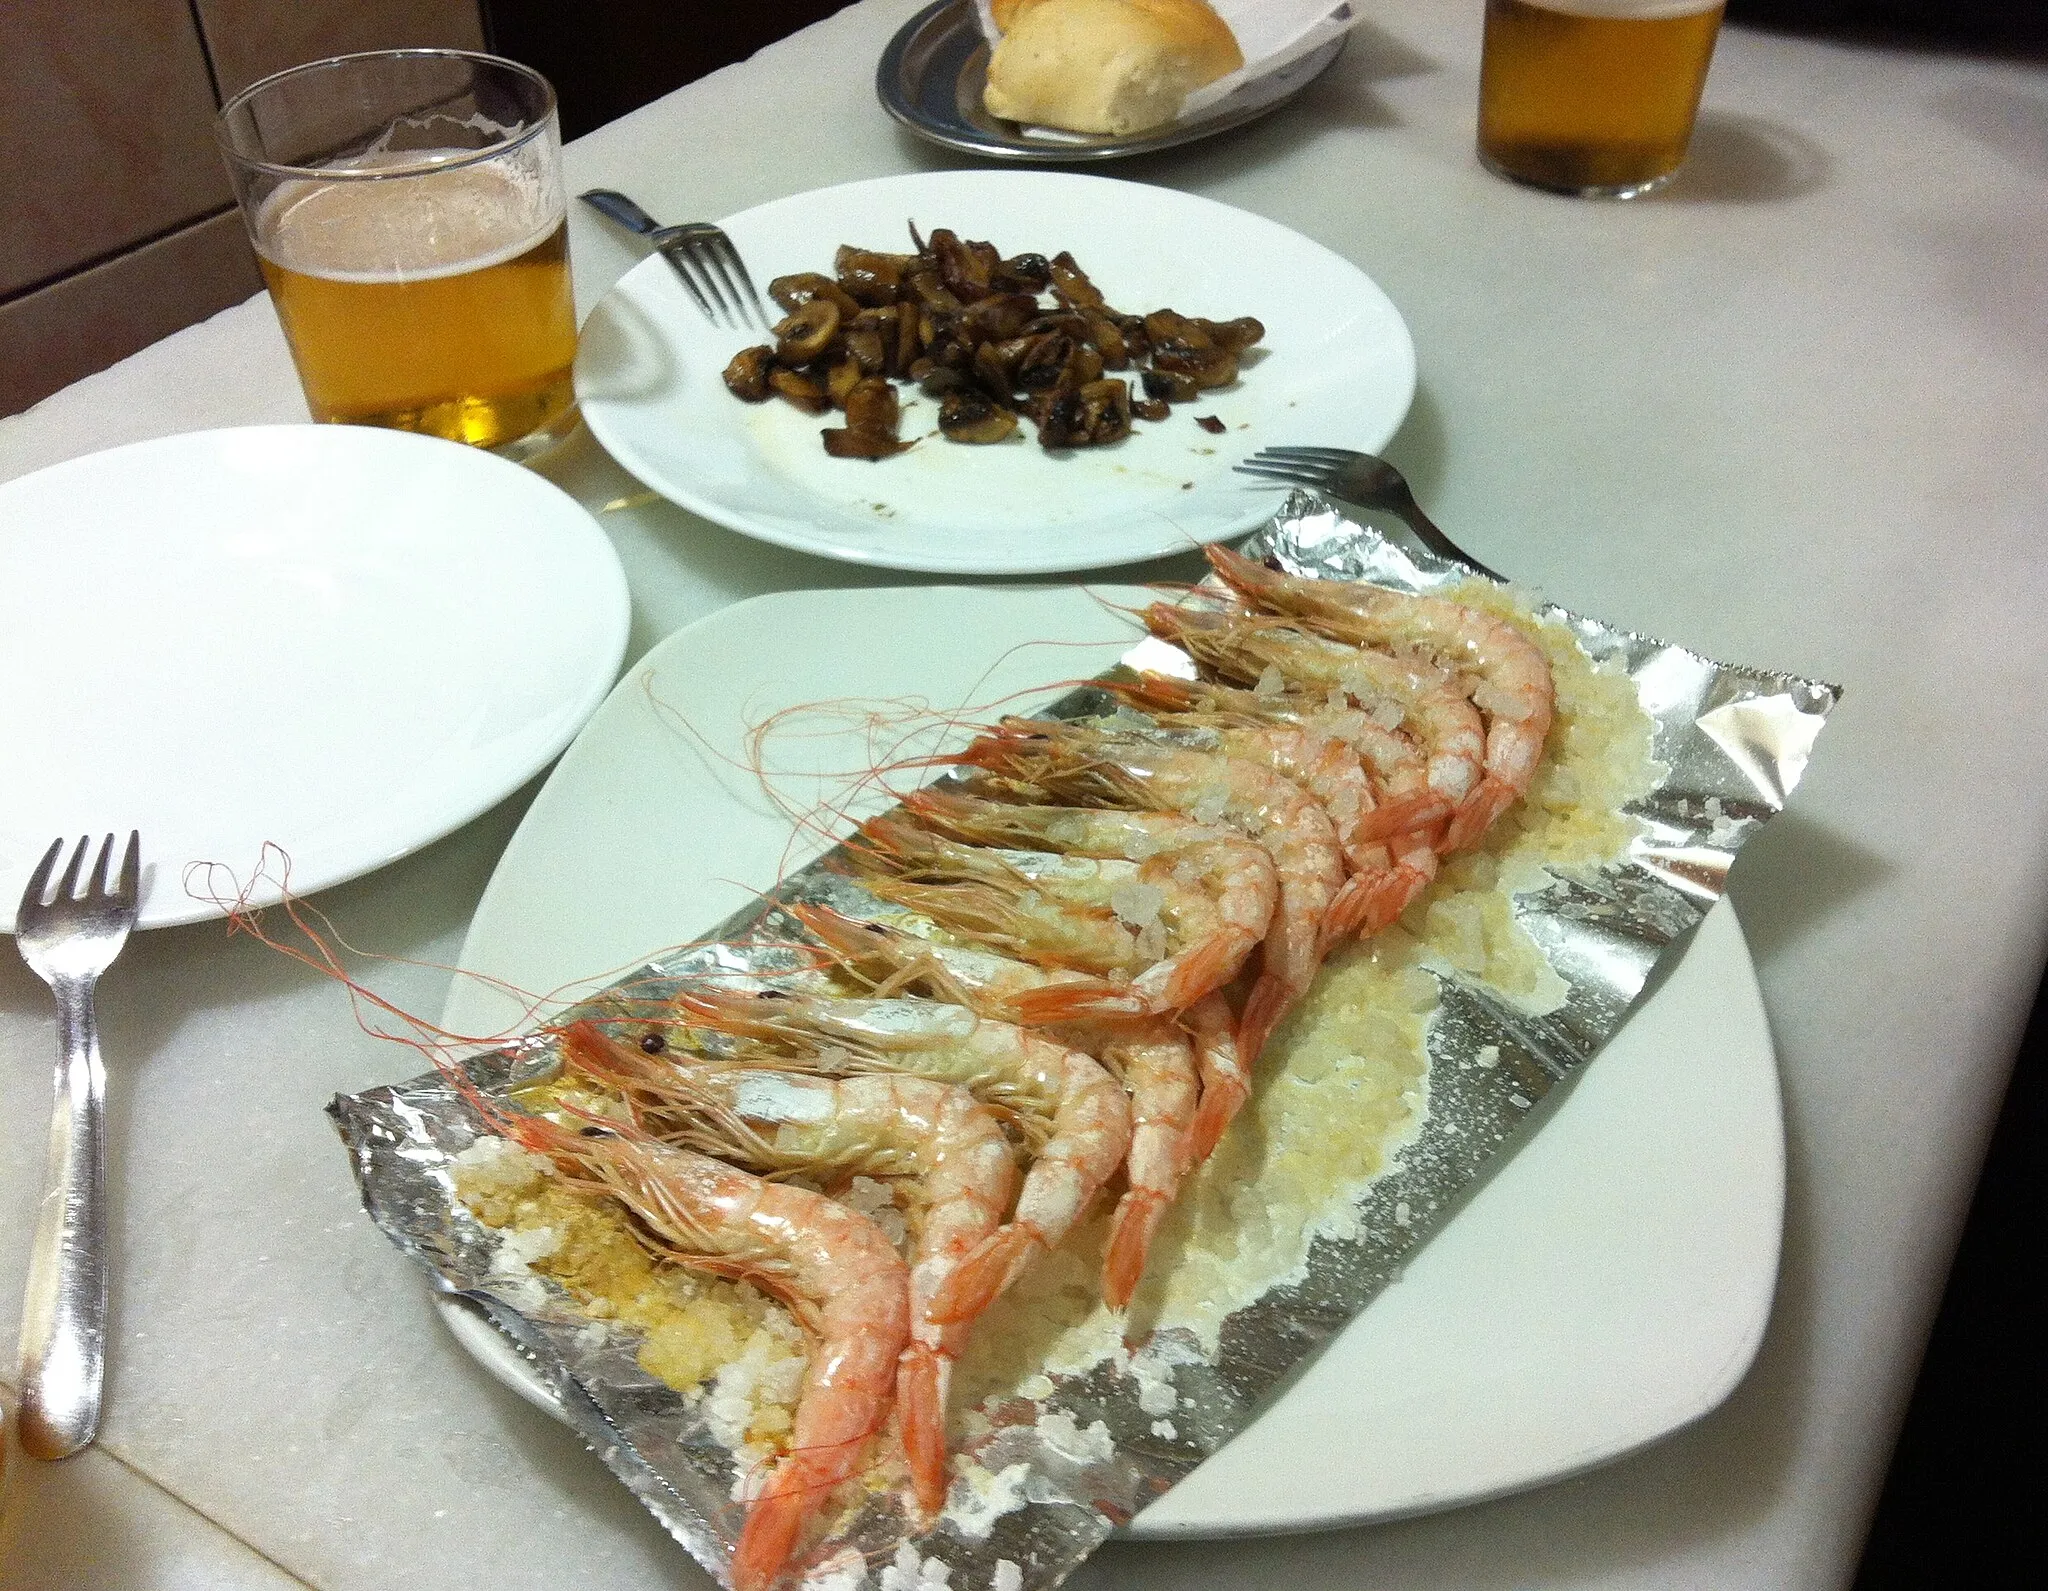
<box><xmin>944</xmin><ymin>1458</ymin><xmax>1032</xmax><ymax>1541</ymax></box>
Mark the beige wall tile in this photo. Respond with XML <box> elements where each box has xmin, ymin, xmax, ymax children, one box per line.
<box><xmin>0</xmin><ymin>0</ymin><xmax>232</xmax><ymax>297</ymax></box>
<box><xmin>196</xmin><ymin>0</ymin><xmax>487</xmax><ymax>100</ymax></box>
<box><xmin>0</xmin><ymin>210</ymin><xmax>264</xmax><ymax>417</ymax></box>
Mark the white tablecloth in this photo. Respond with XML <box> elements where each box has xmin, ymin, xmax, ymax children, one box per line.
<box><xmin>4</xmin><ymin>3</ymin><xmax>2045</xmax><ymax>1587</ymax></box>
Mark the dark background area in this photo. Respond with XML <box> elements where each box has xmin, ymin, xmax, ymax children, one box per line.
<box><xmin>471</xmin><ymin>1</ymin><xmax>2043</xmax><ymax>1581</ymax></box>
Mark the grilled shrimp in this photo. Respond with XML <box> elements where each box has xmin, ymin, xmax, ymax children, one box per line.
<box><xmin>846</xmin><ymin>802</ymin><xmax>1276</xmax><ymax>1021</ymax></box>
<box><xmin>670</xmin><ymin>989</ymin><xmax>1131</xmax><ymax>1325</ymax></box>
<box><xmin>1143</xmin><ymin>602</ymin><xmax>1488</xmax><ymax>826</ymax></box>
<box><xmin>896</xmin><ymin>788</ymin><xmax>1277</xmax><ymax>1022</ymax></box>
<box><xmin>498</xmin><ymin>1112</ymin><xmax>907</xmax><ymax>1591</ymax></box>
<box><xmin>1104</xmin><ymin>671</ymin><xmax>1454</xmax><ymax>843</ymax></box>
<box><xmin>558</xmin><ymin>1025</ymin><xmax>1012</xmax><ymax>1522</ymax></box>
<box><xmin>790</xmin><ymin>903</ymin><xmax>1200</xmax><ymax>1308</ymax></box>
<box><xmin>1205</xmin><ymin>546</ymin><xmax>1554</xmax><ymax>853</ymax></box>
<box><xmin>953</xmin><ymin>720</ymin><xmax>1346</xmax><ymax>1062</ymax></box>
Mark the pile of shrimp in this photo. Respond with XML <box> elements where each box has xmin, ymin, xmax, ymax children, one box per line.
<box><xmin>473</xmin><ymin>546</ymin><xmax>1557</xmax><ymax>1591</ymax></box>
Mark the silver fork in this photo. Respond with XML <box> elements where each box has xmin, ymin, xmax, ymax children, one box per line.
<box><xmin>12</xmin><ymin>831</ymin><xmax>140</xmax><ymax>1460</ymax></box>
<box><xmin>1235</xmin><ymin>447</ymin><xmax>1505</xmax><ymax>583</ymax></box>
<box><xmin>579</xmin><ymin>189</ymin><xmax>771</xmax><ymax>333</ymax></box>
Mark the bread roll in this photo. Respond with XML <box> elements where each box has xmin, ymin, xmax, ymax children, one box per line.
<box><xmin>984</xmin><ymin>0</ymin><xmax>1245</xmax><ymax>137</ymax></box>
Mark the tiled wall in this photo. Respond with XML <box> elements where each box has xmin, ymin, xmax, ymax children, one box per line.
<box><xmin>1</xmin><ymin>0</ymin><xmax>486</xmax><ymax>417</ymax></box>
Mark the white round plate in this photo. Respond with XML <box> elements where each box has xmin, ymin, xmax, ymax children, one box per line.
<box><xmin>0</xmin><ymin>426</ymin><xmax>629</xmax><ymax>933</ymax></box>
<box><xmin>574</xmin><ymin>170</ymin><xmax>1414</xmax><ymax>575</ymax></box>
<box><xmin>439</xmin><ymin>585</ymin><xmax>1783</xmax><ymax>1535</ymax></box>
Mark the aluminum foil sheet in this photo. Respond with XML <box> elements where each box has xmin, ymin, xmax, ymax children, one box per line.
<box><xmin>329</xmin><ymin>493</ymin><xmax>1839</xmax><ymax>1591</ymax></box>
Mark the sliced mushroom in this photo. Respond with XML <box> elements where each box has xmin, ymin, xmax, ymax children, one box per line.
<box><xmin>1048</xmin><ymin>251</ymin><xmax>1105</xmax><ymax>312</ymax></box>
<box><xmin>769</xmin><ymin>272</ymin><xmax>861</xmax><ymax>318</ymax></box>
<box><xmin>774</xmin><ymin>299</ymin><xmax>841</xmax><ymax>363</ymax></box>
<box><xmin>834</xmin><ymin>246</ymin><xmax>912</xmax><ymax>306</ymax></box>
<box><xmin>842</xmin><ymin>377</ymin><xmax>901</xmax><ymax>438</ymax></box>
<box><xmin>939</xmin><ymin>388</ymin><xmax>1019</xmax><ymax>444</ymax></box>
<box><xmin>768</xmin><ymin>368</ymin><xmax>831</xmax><ymax>413</ymax></box>
<box><xmin>722</xmin><ymin>345</ymin><xmax>774</xmax><ymax>402</ymax></box>
<box><xmin>822</xmin><ymin>427</ymin><xmax>912</xmax><ymax>459</ymax></box>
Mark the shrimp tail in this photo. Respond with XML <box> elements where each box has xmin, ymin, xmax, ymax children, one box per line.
<box><xmin>1443</xmin><ymin>773</ymin><xmax>1520</xmax><ymax>855</ymax></box>
<box><xmin>1183</xmin><ymin>995</ymin><xmax>1249</xmax><ymax>1165</ymax></box>
<box><xmin>731</xmin><ymin>1465</ymin><xmax>824</xmax><ymax>1591</ymax></box>
<box><xmin>897</xmin><ymin>1343</ymin><xmax>951</xmax><ymax>1520</ymax></box>
<box><xmin>1102</xmin><ymin>1190</ymin><xmax>1168</xmax><ymax>1311</ymax></box>
<box><xmin>1235</xmin><ymin>973</ymin><xmax>1298</xmax><ymax>1070</ymax></box>
<box><xmin>925</xmin><ymin>1224</ymin><xmax>1044</xmax><ymax>1326</ymax></box>
<box><xmin>1352</xmin><ymin>789</ymin><xmax>1456</xmax><ymax>842</ymax></box>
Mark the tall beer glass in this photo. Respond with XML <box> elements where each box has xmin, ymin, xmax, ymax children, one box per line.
<box><xmin>218</xmin><ymin>51</ymin><xmax>578</xmax><ymax>459</ymax></box>
<box><xmin>1477</xmin><ymin>1</ymin><xmax>1725</xmax><ymax>198</ymax></box>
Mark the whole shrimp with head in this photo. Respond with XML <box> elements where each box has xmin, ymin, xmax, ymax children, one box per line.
<box><xmin>556</xmin><ymin>1021</ymin><xmax>1015</xmax><ymax>1522</ymax></box>
<box><xmin>791</xmin><ymin>902</ymin><xmax>1203</xmax><ymax>1311</ymax></box>
<box><xmin>1204</xmin><ymin>545</ymin><xmax>1555</xmax><ymax>855</ymax></box>
<box><xmin>670</xmin><ymin>986</ymin><xmax>1131</xmax><ymax>1333</ymax></box>
<box><xmin>490</xmin><ymin>1108</ymin><xmax>908</xmax><ymax>1591</ymax></box>
<box><xmin>948</xmin><ymin>717</ymin><xmax>1347</xmax><ymax>1063</ymax></box>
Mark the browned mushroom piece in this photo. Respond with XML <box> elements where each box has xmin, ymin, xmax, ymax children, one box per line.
<box><xmin>769</xmin><ymin>272</ymin><xmax>861</xmax><ymax>318</ymax></box>
<box><xmin>722</xmin><ymin>345</ymin><xmax>774</xmax><ymax>402</ymax></box>
<box><xmin>994</xmin><ymin>252</ymin><xmax>1052</xmax><ymax>292</ymax></box>
<box><xmin>774</xmin><ymin>299</ymin><xmax>841</xmax><ymax>363</ymax></box>
<box><xmin>842</xmin><ymin>376</ymin><xmax>901</xmax><ymax>439</ymax></box>
<box><xmin>1194</xmin><ymin>414</ymin><xmax>1227</xmax><ymax>434</ymax></box>
<box><xmin>962</xmin><ymin>292</ymin><xmax>1040</xmax><ymax>344</ymax></box>
<box><xmin>1047</xmin><ymin>251</ymin><xmax>1106</xmax><ymax>312</ymax></box>
<box><xmin>1035</xmin><ymin>387</ymin><xmax>1086</xmax><ymax>450</ymax></box>
<box><xmin>834</xmin><ymin>246</ymin><xmax>913</xmax><ymax>306</ymax></box>
<box><xmin>1065</xmin><ymin>342</ymin><xmax>1106</xmax><ymax>388</ymax></box>
<box><xmin>842</xmin><ymin>323</ymin><xmax>888</xmax><ymax>377</ymax></box>
<box><xmin>1015</xmin><ymin>333</ymin><xmax>1074</xmax><ymax>392</ymax></box>
<box><xmin>939</xmin><ymin>388</ymin><xmax>1019</xmax><ymax>444</ymax></box>
<box><xmin>1196</xmin><ymin>316</ymin><xmax>1265</xmax><ymax>354</ymax></box>
<box><xmin>822</xmin><ymin>427</ymin><xmax>912</xmax><ymax>459</ymax></box>
<box><xmin>1142</xmin><ymin>367</ymin><xmax>1201</xmax><ymax>404</ymax></box>
<box><xmin>1080</xmin><ymin>312</ymin><xmax>1130</xmax><ymax>369</ymax></box>
<box><xmin>1152</xmin><ymin>345</ymin><xmax>1239</xmax><ymax>390</ymax></box>
<box><xmin>928</xmin><ymin>229</ymin><xmax>995</xmax><ymax>302</ymax></box>
<box><xmin>1142</xmin><ymin>308</ymin><xmax>1211</xmax><ymax>351</ymax></box>
<box><xmin>904</xmin><ymin>269</ymin><xmax>962</xmax><ymax>313</ymax></box>
<box><xmin>825</xmin><ymin>359</ymin><xmax>865</xmax><ymax>408</ymax></box>
<box><xmin>972</xmin><ymin>340</ymin><xmax>1017</xmax><ymax>402</ymax></box>
<box><xmin>1075</xmin><ymin>378</ymin><xmax>1132</xmax><ymax>445</ymax></box>
<box><xmin>1132</xmin><ymin>396</ymin><xmax>1171</xmax><ymax>423</ymax></box>
<box><xmin>768</xmin><ymin>368</ymin><xmax>831</xmax><ymax>413</ymax></box>
<box><xmin>918</xmin><ymin>364</ymin><xmax>972</xmax><ymax>398</ymax></box>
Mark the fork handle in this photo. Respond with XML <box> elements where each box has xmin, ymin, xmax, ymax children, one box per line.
<box><xmin>578</xmin><ymin>189</ymin><xmax>662</xmax><ymax>238</ymax></box>
<box><xmin>17</xmin><ymin>977</ymin><xmax>107</xmax><ymax>1460</ymax></box>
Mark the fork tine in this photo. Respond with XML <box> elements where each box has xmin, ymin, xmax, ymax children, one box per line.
<box><xmin>1233</xmin><ymin>462</ymin><xmax>1324</xmax><ymax>484</ymax></box>
<box><xmin>663</xmin><ymin>247</ymin><xmax>716</xmax><ymax>322</ymax></box>
<box><xmin>689</xmin><ymin>239</ymin><xmax>745</xmax><ymax>330</ymax></box>
<box><xmin>21</xmin><ymin>837</ymin><xmax>62</xmax><ymax>912</ymax></box>
<box><xmin>1259</xmin><ymin>446</ymin><xmax>1356</xmax><ymax>464</ymax></box>
<box><xmin>56</xmin><ymin>836</ymin><xmax>89</xmax><ymax>903</ymax></box>
<box><xmin>712</xmin><ymin>235</ymin><xmax>770</xmax><ymax>332</ymax></box>
<box><xmin>86</xmin><ymin>835</ymin><xmax>114</xmax><ymax>901</ymax></box>
<box><xmin>115</xmin><ymin>831</ymin><xmax>140</xmax><ymax>907</ymax></box>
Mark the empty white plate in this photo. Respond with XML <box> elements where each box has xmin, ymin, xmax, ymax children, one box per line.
<box><xmin>0</xmin><ymin>426</ymin><xmax>629</xmax><ymax>932</ymax></box>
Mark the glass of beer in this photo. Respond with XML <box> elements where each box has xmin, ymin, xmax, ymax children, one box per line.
<box><xmin>218</xmin><ymin>50</ymin><xmax>578</xmax><ymax>459</ymax></box>
<box><xmin>1477</xmin><ymin>1</ymin><xmax>1726</xmax><ymax>198</ymax></box>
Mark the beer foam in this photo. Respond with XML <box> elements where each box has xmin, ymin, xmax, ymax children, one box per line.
<box><xmin>1509</xmin><ymin>0</ymin><xmax>1722</xmax><ymax>17</ymax></box>
<box><xmin>256</xmin><ymin>156</ymin><xmax>560</xmax><ymax>284</ymax></box>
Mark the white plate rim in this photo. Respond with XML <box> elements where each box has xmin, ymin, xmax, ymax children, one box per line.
<box><xmin>574</xmin><ymin>170</ymin><xmax>1416</xmax><ymax>576</ymax></box>
<box><xmin>0</xmin><ymin>425</ymin><xmax>630</xmax><ymax>933</ymax></box>
<box><xmin>435</xmin><ymin>584</ymin><xmax>1784</xmax><ymax>1537</ymax></box>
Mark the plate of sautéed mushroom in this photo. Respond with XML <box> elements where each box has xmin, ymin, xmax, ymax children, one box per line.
<box><xmin>573</xmin><ymin>169</ymin><xmax>1415</xmax><ymax>575</ymax></box>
